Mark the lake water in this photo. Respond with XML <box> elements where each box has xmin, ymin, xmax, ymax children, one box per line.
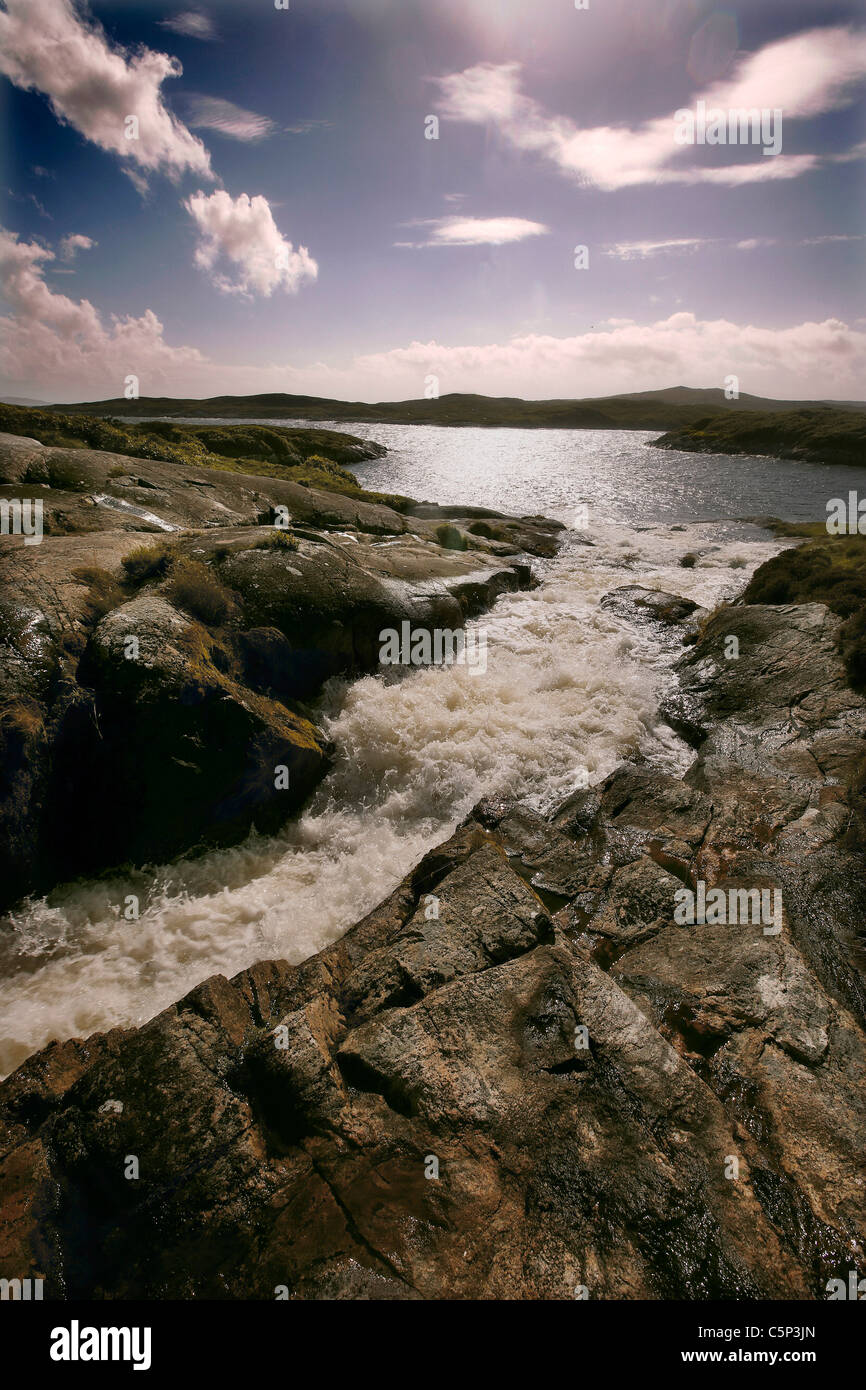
<box><xmin>1</xmin><ymin>425</ymin><xmax>861</xmax><ymax>1075</ymax></box>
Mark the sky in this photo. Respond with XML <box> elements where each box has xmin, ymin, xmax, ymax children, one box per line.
<box><xmin>0</xmin><ymin>0</ymin><xmax>864</xmax><ymax>404</ymax></box>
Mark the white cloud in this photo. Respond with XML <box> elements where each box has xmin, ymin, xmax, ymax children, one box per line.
<box><xmin>735</xmin><ymin>238</ymin><xmax>778</xmax><ymax>251</ymax></box>
<box><xmin>435</xmin><ymin>28</ymin><xmax>866</xmax><ymax>191</ymax></box>
<box><xmin>183</xmin><ymin>190</ymin><xmax>318</xmax><ymax>297</ymax></box>
<box><xmin>5</xmin><ymin>187</ymin><xmax>52</xmax><ymax>219</ymax></box>
<box><xmin>3</xmin><ymin>229</ymin><xmax>864</xmax><ymax>403</ymax></box>
<box><xmin>344</xmin><ymin>315</ymin><xmax>866</xmax><ymax>402</ymax></box>
<box><xmin>603</xmin><ymin>238</ymin><xmax>710</xmax><ymax>260</ymax></box>
<box><xmin>0</xmin><ymin>0</ymin><xmax>213</xmax><ymax>181</ymax></box>
<box><xmin>607</xmin><ymin>234</ymin><xmax>864</xmax><ymax>257</ymax></box>
<box><xmin>801</xmin><ymin>233</ymin><xmax>865</xmax><ymax>246</ymax></box>
<box><xmin>0</xmin><ymin>227</ymin><xmax>207</xmax><ymax>394</ymax></box>
<box><xmin>706</xmin><ymin>25</ymin><xmax>866</xmax><ymax>117</ymax></box>
<box><xmin>59</xmin><ymin>232</ymin><xmax>95</xmax><ymax>261</ymax></box>
<box><xmin>158</xmin><ymin>11</ymin><xmax>217</xmax><ymax>41</ymax></box>
<box><xmin>185</xmin><ymin>95</ymin><xmax>275</xmax><ymax>142</ymax></box>
<box><xmin>399</xmin><ymin>216</ymin><xmax>550</xmax><ymax>248</ymax></box>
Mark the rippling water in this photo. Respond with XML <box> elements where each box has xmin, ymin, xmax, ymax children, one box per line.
<box><xmin>310</xmin><ymin>421</ymin><xmax>858</xmax><ymax>526</ymax></box>
<box><xmin>0</xmin><ymin>424</ymin><xmax>855</xmax><ymax>1075</ymax></box>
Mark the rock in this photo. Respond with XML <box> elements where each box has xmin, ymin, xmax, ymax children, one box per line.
<box><xmin>0</xmin><ymin>436</ymin><xmax>561</xmax><ymax>908</ymax></box>
<box><xmin>0</xmin><ymin>831</ymin><xmax>817</xmax><ymax>1300</ymax></box>
<box><xmin>600</xmin><ymin>585</ymin><xmax>708</xmax><ymax>645</ymax></box>
<box><xmin>2</xmin><ymin>589</ymin><xmax>865</xmax><ymax>1299</ymax></box>
<box><xmin>661</xmin><ymin>602</ymin><xmax>863</xmax><ymax>755</ymax></box>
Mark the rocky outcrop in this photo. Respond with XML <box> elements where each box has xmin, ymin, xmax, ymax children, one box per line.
<box><xmin>600</xmin><ymin>584</ymin><xmax>707</xmax><ymax>646</ymax></box>
<box><xmin>651</xmin><ymin>407</ymin><xmax>866</xmax><ymax>469</ymax></box>
<box><xmin>1</xmin><ymin>590</ymin><xmax>863</xmax><ymax>1299</ymax></box>
<box><xmin>0</xmin><ymin>433</ymin><xmax>562</xmax><ymax>909</ymax></box>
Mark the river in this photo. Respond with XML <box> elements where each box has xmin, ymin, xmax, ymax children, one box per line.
<box><xmin>0</xmin><ymin>425</ymin><xmax>856</xmax><ymax>1075</ymax></box>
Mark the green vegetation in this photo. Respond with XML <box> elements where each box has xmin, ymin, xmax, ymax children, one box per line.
<box><xmin>271</xmin><ymin>451</ymin><xmax>408</xmax><ymax>511</ymax></box>
<box><xmin>0</xmin><ymin>403</ymin><xmax>408</xmax><ymax>510</ymax></box>
<box><xmin>764</xmin><ymin>521</ymin><xmax>828</xmax><ymax>539</ymax></box>
<box><xmin>467</xmin><ymin>519</ymin><xmax>514</xmax><ymax>543</ymax></box>
<box><xmin>653</xmin><ymin>408</ymin><xmax>866</xmax><ymax>467</ymax></box>
<box><xmin>743</xmin><ymin>533</ymin><xmax>866</xmax><ymax>688</ymax></box>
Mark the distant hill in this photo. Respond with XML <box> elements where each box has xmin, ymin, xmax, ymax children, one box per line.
<box><xmin>47</xmin><ymin>386</ymin><xmax>866</xmax><ymax>432</ymax></box>
<box><xmin>0</xmin><ymin>395</ymin><xmax>47</xmax><ymax>407</ymax></box>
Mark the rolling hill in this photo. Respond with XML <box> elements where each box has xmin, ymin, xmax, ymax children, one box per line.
<box><xmin>48</xmin><ymin>386</ymin><xmax>866</xmax><ymax>432</ymax></box>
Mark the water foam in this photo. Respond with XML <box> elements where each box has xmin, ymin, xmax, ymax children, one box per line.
<box><xmin>0</xmin><ymin>522</ymin><xmax>782</xmax><ymax>1075</ymax></box>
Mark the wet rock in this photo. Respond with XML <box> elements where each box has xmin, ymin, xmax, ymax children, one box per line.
<box><xmin>584</xmin><ymin>857</ymin><xmax>683</xmax><ymax>951</ymax></box>
<box><xmin>601</xmin><ymin>585</ymin><xmax>708</xmax><ymax>644</ymax></box>
<box><xmin>661</xmin><ymin>602</ymin><xmax>864</xmax><ymax>757</ymax></box>
<box><xmin>0</xmin><ymin>833</ymin><xmax>817</xmax><ymax>1300</ymax></box>
<box><xmin>490</xmin><ymin>805</ymin><xmax>598</xmax><ymax>901</ymax></box>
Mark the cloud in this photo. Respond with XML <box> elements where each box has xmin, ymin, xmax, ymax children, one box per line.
<box><xmin>183</xmin><ymin>190</ymin><xmax>318</xmax><ymax>297</ymax></box>
<box><xmin>434</xmin><ymin>28</ymin><xmax>866</xmax><ymax>190</ymax></box>
<box><xmin>158</xmin><ymin>10</ymin><xmax>217</xmax><ymax>41</ymax></box>
<box><xmin>59</xmin><ymin>232</ymin><xmax>95</xmax><ymax>261</ymax></box>
<box><xmin>735</xmin><ymin>238</ymin><xmax>778</xmax><ymax>251</ymax></box>
<box><xmin>284</xmin><ymin>119</ymin><xmax>334</xmax><ymax>135</ymax></box>
<box><xmin>705</xmin><ymin>24</ymin><xmax>866</xmax><ymax>117</ymax></box>
<box><xmin>0</xmin><ymin>227</ymin><xmax>207</xmax><ymax>394</ymax></box>
<box><xmin>0</xmin><ymin>0</ymin><xmax>213</xmax><ymax>181</ymax></box>
<box><xmin>608</xmin><ymin>234</ymin><xmax>864</xmax><ymax>257</ymax></box>
<box><xmin>4</xmin><ymin>228</ymin><xmax>863</xmax><ymax>403</ymax></box>
<box><xmin>398</xmin><ymin>215</ymin><xmax>550</xmax><ymax>248</ymax></box>
<box><xmin>801</xmin><ymin>233</ymin><xmax>865</xmax><ymax>246</ymax></box>
<box><xmin>5</xmin><ymin>187</ymin><xmax>52</xmax><ymax>219</ymax></box>
<box><xmin>349</xmin><ymin>314</ymin><xmax>866</xmax><ymax>401</ymax></box>
<box><xmin>185</xmin><ymin>95</ymin><xmax>275</xmax><ymax>142</ymax></box>
<box><xmin>736</xmin><ymin>234</ymin><xmax>864</xmax><ymax>250</ymax></box>
<box><xmin>603</xmin><ymin>238</ymin><xmax>710</xmax><ymax>260</ymax></box>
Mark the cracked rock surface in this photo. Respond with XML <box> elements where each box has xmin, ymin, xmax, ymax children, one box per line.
<box><xmin>0</xmin><ymin>596</ymin><xmax>864</xmax><ymax>1299</ymax></box>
